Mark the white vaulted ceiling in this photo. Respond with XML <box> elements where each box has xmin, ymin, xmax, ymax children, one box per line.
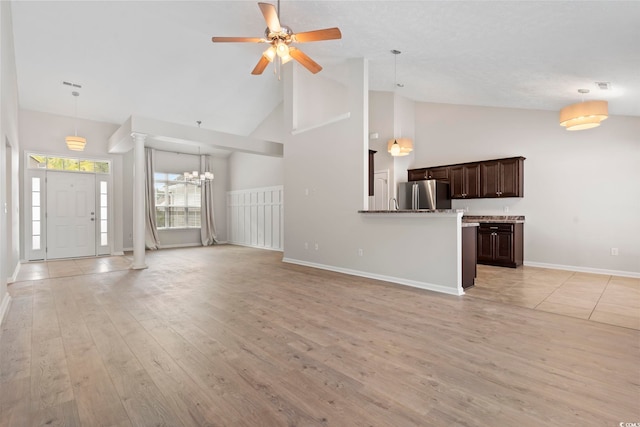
<box><xmin>11</xmin><ymin>1</ymin><xmax>640</xmax><ymax>138</ymax></box>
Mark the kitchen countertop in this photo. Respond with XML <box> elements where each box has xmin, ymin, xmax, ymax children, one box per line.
<box><xmin>359</xmin><ymin>209</ymin><xmax>464</xmax><ymax>214</ymax></box>
<box><xmin>358</xmin><ymin>210</ymin><xmax>478</xmax><ymax>227</ymax></box>
<box><xmin>463</xmin><ymin>215</ymin><xmax>525</xmax><ymax>224</ymax></box>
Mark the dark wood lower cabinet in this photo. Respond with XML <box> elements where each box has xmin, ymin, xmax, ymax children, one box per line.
<box><xmin>477</xmin><ymin>223</ymin><xmax>523</xmax><ymax>268</ymax></box>
<box><xmin>462</xmin><ymin>226</ymin><xmax>477</xmax><ymax>288</ymax></box>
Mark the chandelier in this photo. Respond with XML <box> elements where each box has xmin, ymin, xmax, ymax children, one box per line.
<box><xmin>183</xmin><ymin>123</ymin><xmax>214</xmax><ymax>185</ymax></box>
<box><xmin>184</xmin><ymin>170</ymin><xmax>214</xmax><ymax>185</ymax></box>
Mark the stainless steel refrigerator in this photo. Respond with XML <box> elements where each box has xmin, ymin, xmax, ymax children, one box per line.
<box><xmin>398</xmin><ymin>180</ymin><xmax>451</xmax><ymax>210</ymax></box>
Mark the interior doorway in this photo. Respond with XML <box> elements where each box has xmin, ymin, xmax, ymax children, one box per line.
<box><xmin>373</xmin><ymin>170</ymin><xmax>389</xmax><ymax>210</ymax></box>
<box><xmin>46</xmin><ymin>171</ymin><xmax>96</xmax><ymax>259</ymax></box>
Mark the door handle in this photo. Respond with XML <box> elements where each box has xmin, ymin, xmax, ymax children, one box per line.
<box><xmin>90</xmin><ymin>218</ymin><xmax>95</xmax><ymax>221</ymax></box>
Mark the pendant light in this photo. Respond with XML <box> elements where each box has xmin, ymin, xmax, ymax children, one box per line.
<box><xmin>65</xmin><ymin>91</ymin><xmax>87</xmax><ymax>151</ymax></box>
<box><xmin>387</xmin><ymin>50</ymin><xmax>413</xmax><ymax>156</ymax></box>
<box><xmin>559</xmin><ymin>89</ymin><xmax>608</xmax><ymax>131</ymax></box>
<box><xmin>183</xmin><ymin>121</ymin><xmax>214</xmax><ymax>185</ymax></box>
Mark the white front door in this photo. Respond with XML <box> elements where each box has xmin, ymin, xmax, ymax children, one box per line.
<box><xmin>46</xmin><ymin>172</ymin><xmax>96</xmax><ymax>259</ymax></box>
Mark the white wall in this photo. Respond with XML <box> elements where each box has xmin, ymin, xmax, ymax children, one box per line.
<box><xmin>228</xmin><ymin>151</ymin><xmax>283</xmax><ymax>191</ymax></box>
<box><xmin>1</xmin><ymin>0</ymin><xmax>21</xmax><ymax>323</ymax></box>
<box><xmin>368</xmin><ymin>91</ymin><xmax>417</xmax><ymax>201</ymax></box>
<box><xmin>413</xmin><ymin>102</ymin><xmax>640</xmax><ymax>275</ymax></box>
<box><xmin>282</xmin><ymin>60</ymin><xmax>461</xmax><ymax>294</ymax></box>
<box><xmin>18</xmin><ymin>109</ymin><xmax>122</xmax><ymax>256</ymax></box>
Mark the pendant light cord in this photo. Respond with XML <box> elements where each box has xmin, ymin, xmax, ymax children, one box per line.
<box><xmin>72</xmin><ymin>91</ymin><xmax>79</xmax><ymax>137</ymax></box>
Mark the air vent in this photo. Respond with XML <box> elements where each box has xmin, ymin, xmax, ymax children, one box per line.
<box><xmin>595</xmin><ymin>81</ymin><xmax>611</xmax><ymax>90</ymax></box>
<box><xmin>62</xmin><ymin>81</ymin><xmax>82</xmax><ymax>88</ymax></box>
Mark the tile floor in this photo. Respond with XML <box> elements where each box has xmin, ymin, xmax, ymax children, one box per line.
<box><xmin>14</xmin><ymin>255</ymin><xmax>132</xmax><ymax>282</ymax></box>
<box><xmin>9</xmin><ymin>253</ymin><xmax>640</xmax><ymax>330</ymax></box>
<box><xmin>466</xmin><ymin>264</ymin><xmax>640</xmax><ymax>330</ymax></box>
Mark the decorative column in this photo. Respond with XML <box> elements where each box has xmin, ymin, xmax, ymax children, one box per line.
<box><xmin>131</xmin><ymin>132</ymin><xmax>148</xmax><ymax>269</ymax></box>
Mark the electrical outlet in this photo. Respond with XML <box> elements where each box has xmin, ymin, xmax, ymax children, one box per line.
<box><xmin>304</xmin><ymin>188</ymin><xmax>309</xmax><ymax>196</ymax></box>
<box><xmin>611</xmin><ymin>248</ymin><xmax>619</xmax><ymax>256</ymax></box>
<box><xmin>503</xmin><ymin>206</ymin><xmax>510</xmax><ymax>213</ymax></box>
<box><xmin>358</xmin><ymin>248</ymin><xmax>363</xmax><ymax>256</ymax></box>
<box><xmin>304</xmin><ymin>242</ymin><xmax>308</xmax><ymax>250</ymax></box>
<box><xmin>314</xmin><ymin>243</ymin><xmax>319</xmax><ymax>251</ymax></box>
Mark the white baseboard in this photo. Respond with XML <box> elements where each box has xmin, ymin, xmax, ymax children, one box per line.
<box><xmin>7</xmin><ymin>261</ymin><xmax>21</xmax><ymax>284</ymax></box>
<box><xmin>0</xmin><ymin>293</ymin><xmax>11</xmax><ymax>327</ymax></box>
<box><xmin>524</xmin><ymin>261</ymin><xmax>640</xmax><ymax>279</ymax></box>
<box><xmin>123</xmin><ymin>243</ymin><xmax>229</xmax><ymax>252</ymax></box>
<box><xmin>229</xmin><ymin>242</ymin><xmax>283</xmax><ymax>252</ymax></box>
<box><xmin>111</xmin><ymin>251</ymin><xmax>125</xmax><ymax>256</ymax></box>
<box><xmin>282</xmin><ymin>257</ymin><xmax>464</xmax><ymax>296</ymax></box>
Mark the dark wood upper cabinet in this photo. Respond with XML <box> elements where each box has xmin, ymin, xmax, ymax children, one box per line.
<box><xmin>408</xmin><ymin>168</ymin><xmax>428</xmax><ymax>181</ymax></box>
<box><xmin>449</xmin><ymin>164</ymin><xmax>480</xmax><ymax>199</ymax></box>
<box><xmin>480</xmin><ymin>157</ymin><xmax>524</xmax><ymax>198</ymax></box>
<box><xmin>408</xmin><ymin>156</ymin><xmax>524</xmax><ymax>199</ymax></box>
<box><xmin>427</xmin><ymin>166</ymin><xmax>450</xmax><ymax>181</ymax></box>
<box><xmin>409</xmin><ymin>166</ymin><xmax>450</xmax><ymax>182</ymax></box>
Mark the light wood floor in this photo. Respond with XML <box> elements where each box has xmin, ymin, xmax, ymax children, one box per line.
<box><xmin>1</xmin><ymin>246</ymin><xmax>639</xmax><ymax>426</ymax></box>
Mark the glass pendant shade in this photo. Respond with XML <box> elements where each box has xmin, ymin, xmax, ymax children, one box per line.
<box><xmin>275</xmin><ymin>41</ymin><xmax>289</xmax><ymax>58</ymax></box>
<box><xmin>65</xmin><ymin>136</ymin><xmax>87</xmax><ymax>151</ymax></box>
<box><xmin>559</xmin><ymin>100</ymin><xmax>608</xmax><ymax>131</ymax></box>
<box><xmin>387</xmin><ymin>138</ymin><xmax>413</xmax><ymax>156</ymax></box>
<box><xmin>263</xmin><ymin>46</ymin><xmax>277</xmax><ymax>62</ymax></box>
<box><xmin>66</xmin><ymin>91</ymin><xmax>87</xmax><ymax>151</ymax></box>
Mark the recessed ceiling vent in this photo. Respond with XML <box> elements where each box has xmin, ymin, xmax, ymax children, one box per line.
<box><xmin>595</xmin><ymin>81</ymin><xmax>611</xmax><ymax>90</ymax></box>
<box><xmin>62</xmin><ymin>81</ymin><xmax>82</xmax><ymax>89</ymax></box>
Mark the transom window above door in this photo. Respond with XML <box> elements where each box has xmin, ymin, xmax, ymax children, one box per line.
<box><xmin>27</xmin><ymin>153</ymin><xmax>110</xmax><ymax>173</ymax></box>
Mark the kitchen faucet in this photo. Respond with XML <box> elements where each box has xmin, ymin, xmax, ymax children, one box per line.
<box><xmin>389</xmin><ymin>197</ymin><xmax>399</xmax><ymax>211</ymax></box>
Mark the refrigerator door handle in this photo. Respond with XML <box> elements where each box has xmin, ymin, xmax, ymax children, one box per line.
<box><xmin>412</xmin><ymin>183</ymin><xmax>418</xmax><ymax>210</ymax></box>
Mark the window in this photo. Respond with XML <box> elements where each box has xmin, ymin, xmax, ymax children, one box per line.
<box><xmin>154</xmin><ymin>172</ymin><xmax>201</xmax><ymax>229</ymax></box>
<box><xmin>99</xmin><ymin>181</ymin><xmax>108</xmax><ymax>246</ymax></box>
<box><xmin>31</xmin><ymin>177</ymin><xmax>41</xmax><ymax>250</ymax></box>
<box><xmin>27</xmin><ymin>153</ymin><xmax>110</xmax><ymax>173</ymax></box>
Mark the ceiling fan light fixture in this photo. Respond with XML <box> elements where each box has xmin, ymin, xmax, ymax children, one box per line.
<box><xmin>280</xmin><ymin>51</ymin><xmax>293</xmax><ymax>64</ymax></box>
<box><xmin>262</xmin><ymin>46</ymin><xmax>277</xmax><ymax>62</ymax></box>
<box><xmin>275</xmin><ymin>40</ymin><xmax>289</xmax><ymax>57</ymax></box>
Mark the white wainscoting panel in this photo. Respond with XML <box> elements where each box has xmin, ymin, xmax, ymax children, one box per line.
<box><xmin>227</xmin><ymin>186</ymin><xmax>283</xmax><ymax>251</ymax></box>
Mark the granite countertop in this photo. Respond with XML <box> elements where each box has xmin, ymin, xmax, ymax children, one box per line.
<box><xmin>462</xmin><ymin>222</ymin><xmax>479</xmax><ymax>227</ymax></box>
<box><xmin>359</xmin><ymin>209</ymin><xmax>464</xmax><ymax>214</ymax></box>
<box><xmin>462</xmin><ymin>215</ymin><xmax>525</xmax><ymax>223</ymax></box>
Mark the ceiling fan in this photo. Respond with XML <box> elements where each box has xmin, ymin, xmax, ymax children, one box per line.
<box><xmin>211</xmin><ymin>2</ymin><xmax>342</xmax><ymax>75</ymax></box>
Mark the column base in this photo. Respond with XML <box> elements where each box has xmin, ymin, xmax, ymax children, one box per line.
<box><xmin>131</xmin><ymin>263</ymin><xmax>148</xmax><ymax>270</ymax></box>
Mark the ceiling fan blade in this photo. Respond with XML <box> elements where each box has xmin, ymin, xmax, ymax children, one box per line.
<box><xmin>212</xmin><ymin>37</ymin><xmax>265</xmax><ymax>43</ymax></box>
<box><xmin>258</xmin><ymin>2</ymin><xmax>281</xmax><ymax>33</ymax></box>
<box><xmin>289</xmin><ymin>47</ymin><xmax>322</xmax><ymax>74</ymax></box>
<box><xmin>251</xmin><ymin>56</ymin><xmax>271</xmax><ymax>75</ymax></box>
<box><xmin>293</xmin><ymin>28</ymin><xmax>342</xmax><ymax>43</ymax></box>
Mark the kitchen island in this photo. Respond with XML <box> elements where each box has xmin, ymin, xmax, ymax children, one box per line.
<box><xmin>357</xmin><ymin>209</ymin><xmax>478</xmax><ymax>294</ymax></box>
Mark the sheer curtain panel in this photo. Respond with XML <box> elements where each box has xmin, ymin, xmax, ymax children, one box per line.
<box><xmin>200</xmin><ymin>154</ymin><xmax>218</xmax><ymax>246</ymax></box>
<box><xmin>145</xmin><ymin>148</ymin><xmax>161</xmax><ymax>249</ymax></box>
